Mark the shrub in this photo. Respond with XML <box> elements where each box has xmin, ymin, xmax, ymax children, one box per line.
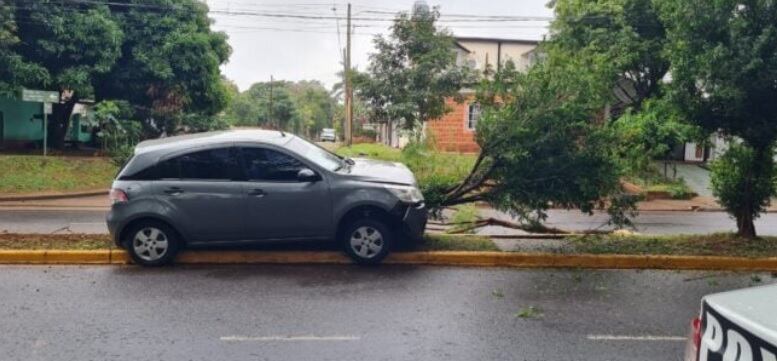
<box><xmin>710</xmin><ymin>144</ymin><xmax>776</xmax><ymax>237</ymax></box>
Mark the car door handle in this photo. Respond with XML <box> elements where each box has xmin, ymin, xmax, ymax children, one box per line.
<box><xmin>164</xmin><ymin>187</ymin><xmax>184</xmax><ymax>195</ymax></box>
<box><xmin>248</xmin><ymin>188</ymin><xmax>265</xmax><ymax>197</ymax></box>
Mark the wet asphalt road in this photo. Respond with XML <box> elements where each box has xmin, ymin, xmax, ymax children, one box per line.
<box><xmin>2</xmin><ymin>208</ymin><xmax>777</xmax><ymax>235</ymax></box>
<box><xmin>0</xmin><ymin>265</ymin><xmax>773</xmax><ymax>361</ymax></box>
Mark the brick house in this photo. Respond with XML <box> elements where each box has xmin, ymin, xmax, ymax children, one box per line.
<box><xmin>425</xmin><ymin>37</ymin><xmax>539</xmax><ymax>153</ymax></box>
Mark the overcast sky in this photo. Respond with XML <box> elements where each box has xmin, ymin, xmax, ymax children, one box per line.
<box><xmin>205</xmin><ymin>0</ymin><xmax>554</xmax><ymax>91</ymax></box>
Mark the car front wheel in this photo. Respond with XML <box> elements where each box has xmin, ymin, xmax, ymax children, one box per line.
<box><xmin>341</xmin><ymin>219</ymin><xmax>393</xmax><ymax>264</ymax></box>
<box><xmin>124</xmin><ymin>221</ymin><xmax>181</xmax><ymax>267</ymax></box>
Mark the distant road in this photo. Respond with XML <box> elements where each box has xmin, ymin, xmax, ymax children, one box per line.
<box><xmin>481</xmin><ymin>208</ymin><xmax>777</xmax><ymax>236</ymax></box>
<box><xmin>3</xmin><ymin>208</ymin><xmax>777</xmax><ymax>236</ymax></box>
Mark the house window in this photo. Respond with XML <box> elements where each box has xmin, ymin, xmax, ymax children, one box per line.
<box><xmin>466</xmin><ymin>103</ymin><xmax>480</xmax><ymax>130</ymax></box>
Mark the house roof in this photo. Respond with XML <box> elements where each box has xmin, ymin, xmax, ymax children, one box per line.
<box><xmin>454</xmin><ymin>36</ymin><xmax>540</xmax><ymax>45</ymax></box>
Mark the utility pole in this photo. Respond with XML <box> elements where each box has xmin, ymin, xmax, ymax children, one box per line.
<box><xmin>344</xmin><ymin>2</ymin><xmax>353</xmax><ymax>146</ymax></box>
<box><xmin>269</xmin><ymin>75</ymin><xmax>274</xmax><ymax>129</ymax></box>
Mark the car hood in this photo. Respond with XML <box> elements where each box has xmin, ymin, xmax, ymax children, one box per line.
<box><xmin>344</xmin><ymin>158</ymin><xmax>417</xmax><ymax>186</ymax></box>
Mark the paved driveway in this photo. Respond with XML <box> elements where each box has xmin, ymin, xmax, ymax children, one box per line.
<box><xmin>670</xmin><ymin>162</ymin><xmax>713</xmax><ymax>198</ymax></box>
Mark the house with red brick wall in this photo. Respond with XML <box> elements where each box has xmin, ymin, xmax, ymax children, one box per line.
<box><xmin>425</xmin><ymin>37</ymin><xmax>539</xmax><ymax>153</ymax></box>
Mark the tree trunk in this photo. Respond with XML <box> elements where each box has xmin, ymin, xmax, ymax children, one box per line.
<box><xmin>733</xmin><ymin>145</ymin><xmax>770</xmax><ymax>239</ymax></box>
<box><xmin>47</xmin><ymin>96</ymin><xmax>78</xmax><ymax>149</ymax></box>
<box><xmin>735</xmin><ymin>210</ymin><xmax>756</xmax><ymax>239</ymax></box>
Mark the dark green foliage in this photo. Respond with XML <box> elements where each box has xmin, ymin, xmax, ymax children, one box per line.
<box><xmin>1</xmin><ymin>0</ymin><xmax>231</xmax><ymax>144</ymax></box>
<box><xmin>356</xmin><ymin>5</ymin><xmax>472</xmax><ymax>130</ymax></box>
<box><xmin>710</xmin><ymin>144</ymin><xmax>776</xmax><ymax>238</ymax></box>
<box><xmin>477</xmin><ymin>63</ymin><xmax>623</xmax><ymax>224</ymax></box>
<box><xmin>611</xmin><ymin>100</ymin><xmax>698</xmax><ymax>179</ymax></box>
<box><xmin>658</xmin><ymin>0</ymin><xmax>777</xmax><ymax>237</ymax></box>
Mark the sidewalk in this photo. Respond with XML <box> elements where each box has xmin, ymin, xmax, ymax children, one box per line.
<box><xmin>0</xmin><ymin>194</ymin><xmax>108</xmax><ymax>210</ymax></box>
<box><xmin>636</xmin><ymin>196</ymin><xmax>722</xmax><ymax>211</ymax></box>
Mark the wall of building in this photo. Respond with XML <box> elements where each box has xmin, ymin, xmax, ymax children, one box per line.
<box><xmin>426</xmin><ymin>95</ymin><xmax>480</xmax><ymax>153</ymax></box>
<box><xmin>0</xmin><ymin>97</ymin><xmax>44</xmax><ymax>144</ymax></box>
<box><xmin>456</xmin><ymin>39</ymin><xmax>537</xmax><ymax>72</ymax></box>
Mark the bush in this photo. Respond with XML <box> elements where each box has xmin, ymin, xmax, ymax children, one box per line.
<box><xmin>710</xmin><ymin>143</ymin><xmax>776</xmax><ymax>237</ymax></box>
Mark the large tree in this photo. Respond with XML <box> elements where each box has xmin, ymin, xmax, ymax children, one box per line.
<box><xmin>224</xmin><ymin>81</ymin><xmax>299</xmax><ymax>131</ymax></box>
<box><xmin>356</xmin><ymin>4</ymin><xmax>471</xmax><ymax>134</ymax></box>
<box><xmin>0</xmin><ymin>2</ymin><xmax>47</xmax><ymax>97</ymax></box>
<box><xmin>433</xmin><ymin>0</ymin><xmax>671</xmax><ymax>230</ymax></box>
<box><xmin>658</xmin><ymin>0</ymin><xmax>777</xmax><ymax>238</ymax></box>
<box><xmin>436</xmin><ymin>58</ymin><xmax>631</xmax><ymax>230</ymax></box>
<box><xmin>11</xmin><ymin>1</ymin><xmax>123</xmax><ymax>146</ymax></box>
<box><xmin>5</xmin><ymin>0</ymin><xmax>230</xmax><ymax>146</ymax></box>
<box><xmin>96</xmin><ymin>0</ymin><xmax>231</xmax><ymax>135</ymax></box>
<box><xmin>287</xmin><ymin>81</ymin><xmax>335</xmax><ymax>138</ymax></box>
<box><xmin>548</xmin><ymin>0</ymin><xmax>669</xmax><ymax>113</ymax></box>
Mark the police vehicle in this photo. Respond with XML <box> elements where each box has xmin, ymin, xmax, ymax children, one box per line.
<box><xmin>685</xmin><ymin>284</ymin><xmax>777</xmax><ymax>361</ymax></box>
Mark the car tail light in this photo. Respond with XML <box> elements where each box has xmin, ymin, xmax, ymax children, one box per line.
<box><xmin>109</xmin><ymin>188</ymin><xmax>128</xmax><ymax>204</ymax></box>
<box><xmin>684</xmin><ymin>317</ymin><xmax>702</xmax><ymax>361</ymax></box>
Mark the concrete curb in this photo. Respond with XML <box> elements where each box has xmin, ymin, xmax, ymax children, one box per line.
<box><xmin>1</xmin><ymin>249</ymin><xmax>777</xmax><ymax>271</ymax></box>
<box><xmin>0</xmin><ymin>190</ymin><xmax>107</xmax><ymax>202</ymax></box>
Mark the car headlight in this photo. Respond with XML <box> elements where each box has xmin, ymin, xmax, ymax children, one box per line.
<box><xmin>384</xmin><ymin>184</ymin><xmax>424</xmax><ymax>204</ymax></box>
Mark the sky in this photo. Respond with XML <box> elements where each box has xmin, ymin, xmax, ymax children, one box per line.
<box><xmin>204</xmin><ymin>0</ymin><xmax>554</xmax><ymax>91</ymax></box>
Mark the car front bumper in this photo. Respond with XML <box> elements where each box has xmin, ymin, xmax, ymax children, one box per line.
<box><xmin>400</xmin><ymin>202</ymin><xmax>427</xmax><ymax>241</ymax></box>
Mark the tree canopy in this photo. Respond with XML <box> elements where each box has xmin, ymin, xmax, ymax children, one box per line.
<box><xmin>1</xmin><ymin>0</ymin><xmax>231</xmax><ymax>145</ymax></box>
<box><xmin>657</xmin><ymin>0</ymin><xmax>777</xmax><ymax>237</ymax></box>
<box><xmin>222</xmin><ymin>80</ymin><xmax>335</xmax><ymax>138</ymax></box>
<box><xmin>356</xmin><ymin>5</ymin><xmax>472</xmax><ymax>132</ymax></box>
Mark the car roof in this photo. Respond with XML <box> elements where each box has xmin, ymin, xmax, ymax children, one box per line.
<box><xmin>134</xmin><ymin>129</ymin><xmax>293</xmax><ymax>155</ymax></box>
<box><xmin>704</xmin><ymin>283</ymin><xmax>777</xmax><ymax>345</ymax></box>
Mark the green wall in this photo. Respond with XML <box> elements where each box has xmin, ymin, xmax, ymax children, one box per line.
<box><xmin>0</xmin><ymin>97</ymin><xmax>44</xmax><ymax>142</ymax></box>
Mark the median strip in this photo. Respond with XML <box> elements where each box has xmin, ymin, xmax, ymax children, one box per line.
<box><xmin>1</xmin><ymin>249</ymin><xmax>777</xmax><ymax>271</ymax></box>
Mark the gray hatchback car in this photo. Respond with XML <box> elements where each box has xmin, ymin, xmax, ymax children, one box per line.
<box><xmin>106</xmin><ymin>129</ymin><xmax>427</xmax><ymax>266</ymax></box>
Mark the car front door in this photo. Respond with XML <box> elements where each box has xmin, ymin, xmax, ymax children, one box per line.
<box><xmin>155</xmin><ymin>147</ymin><xmax>246</xmax><ymax>242</ymax></box>
<box><xmin>237</xmin><ymin>146</ymin><xmax>332</xmax><ymax>240</ymax></box>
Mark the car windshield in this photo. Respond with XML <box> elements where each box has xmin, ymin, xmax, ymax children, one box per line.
<box><xmin>287</xmin><ymin>136</ymin><xmax>344</xmax><ymax>171</ymax></box>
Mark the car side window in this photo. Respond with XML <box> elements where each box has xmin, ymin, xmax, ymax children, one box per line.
<box><xmin>160</xmin><ymin>148</ymin><xmax>240</xmax><ymax>181</ymax></box>
<box><xmin>240</xmin><ymin>147</ymin><xmax>306</xmax><ymax>182</ymax></box>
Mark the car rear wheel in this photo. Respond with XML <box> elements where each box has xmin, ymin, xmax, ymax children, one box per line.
<box><xmin>341</xmin><ymin>219</ymin><xmax>393</xmax><ymax>264</ymax></box>
<box><xmin>124</xmin><ymin>221</ymin><xmax>180</xmax><ymax>267</ymax></box>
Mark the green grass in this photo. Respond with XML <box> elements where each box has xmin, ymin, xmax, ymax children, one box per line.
<box><xmin>336</xmin><ymin>143</ymin><xmax>476</xmax><ymax>182</ymax></box>
<box><xmin>448</xmin><ymin>204</ymin><xmax>480</xmax><ymax>233</ymax></box>
<box><xmin>568</xmin><ymin>233</ymin><xmax>777</xmax><ymax>258</ymax></box>
<box><xmin>644</xmin><ymin>181</ymin><xmax>695</xmax><ymax>199</ymax></box>
<box><xmin>417</xmin><ymin>234</ymin><xmax>499</xmax><ymax>252</ymax></box>
<box><xmin>336</xmin><ymin>143</ymin><xmax>476</xmax><ymax>208</ymax></box>
<box><xmin>626</xmin><ymin>167</ymin><xmax>696</xmax><ymax>199</ymax></box>
<box><xmin>335</xmin><ymin>143</ymin><xmax>404</xmax><ymax>162</ymax></box>
<box><xmin>0</xmin><ymin>155</ymin><xmax>117</xmax><ymax>194</ymax></box>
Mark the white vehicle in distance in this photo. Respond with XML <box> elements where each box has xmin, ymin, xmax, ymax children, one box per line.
<box><xmin>320</xmin><ymin>128</ymin><xmax>336</xmax><ymax>142</ymax></box>
<box><xmin>684</xmin><ymin>283</ymin><xmax>777</xmax><ymax>361</ymax></box>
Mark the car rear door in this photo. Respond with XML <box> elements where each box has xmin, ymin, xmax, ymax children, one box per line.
<box><xmin>236</xmin><ymin>146</ymin><xmax>333</xmax><ymax>240</ymax></box>
<box><xmin>154</xmin><ymin>147</ymin><xmax>246</xmax><ymax>242</ymax></box>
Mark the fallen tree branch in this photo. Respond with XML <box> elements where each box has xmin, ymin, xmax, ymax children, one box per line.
<box><xmin>445</xmin><ymin>217</ymin><xmax>610</xmax><ymax>235</ymax></box>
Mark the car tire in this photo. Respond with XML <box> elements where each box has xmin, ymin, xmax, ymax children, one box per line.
<box><xmin>123</xmin><ymin>220</ymin><xmax>181</xmax><ymax>267</ymax></box>
<box><xmin>341</xmin><ymin>218</ymin><xmax>393</xmax><ymax>265</ymax></box>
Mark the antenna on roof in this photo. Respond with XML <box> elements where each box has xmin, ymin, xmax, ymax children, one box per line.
<box><xmin>279</xmin><ymin>130</ymin><xmax>286</xmax><ymax>137</ymax></box>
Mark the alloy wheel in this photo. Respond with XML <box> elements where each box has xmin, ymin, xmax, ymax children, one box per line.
<box><xmin>349</xmin><ymin>226</ymin><xmax>384</xmax><ymax>259</ymax></box>
<box><xmin>132</xmin><ymin>227</ymin><xmax>169</xmax><ymax>262</ymax></box>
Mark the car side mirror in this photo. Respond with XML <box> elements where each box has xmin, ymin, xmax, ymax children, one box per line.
<box><xmin>297</xmin><ymin>168</ymin><xmax>320</xmax><ymax>182</ymax></box>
